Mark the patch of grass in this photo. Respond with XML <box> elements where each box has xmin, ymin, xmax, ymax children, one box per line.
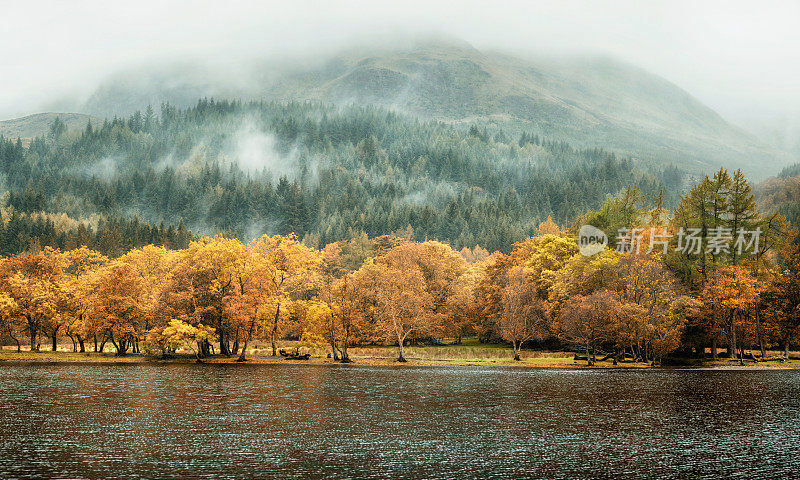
<box><xmin>0</xmin><ymin>347</ymin><xmax>146</xmax><ymax>362</ymax></box>
<box><xmin>3</xmin><ymin>342</ymin><xmax>799</xmax><ymax>369</ymax></box>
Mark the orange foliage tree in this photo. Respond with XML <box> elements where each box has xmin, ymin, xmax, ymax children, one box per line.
<box><xmin>250</xmin><ymin>234</ymin><xmax>322</xmax><ymax>356</ymax></box>
<box><xmin>0</xmin><ymin>249</ymin><xmax>65</xmax><ymax>351</ymax></box>
<box><xmin>698</xmin><ymin>266</ymin><xmax>761</xmax><ymax>362</ymax></box>
<box><xmin>497</xmin><ymin>266</ymin><xmax>549</xmax><ymax>360</ymax></box>
<box><xmin>352</xmin><ymin>249</ymin><xmax>433</xmax><ymax>362</ymax></box>
<box><xmin>90</xmin><ymin>262</ymin><xmax>145</xmax><ymax>355</ymax></box>
<box><xmin>161</xmin><ymin>236</ymin><xmax>248</xmax><ymax>356</ymax></box>
<box><xmin>557</xmin><ymin>290</ymin><xmax>621</xmax><ymax>365</ymax></box>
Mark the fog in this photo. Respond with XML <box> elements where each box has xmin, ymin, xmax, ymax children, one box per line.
<box><xmin>2</xmin><ymin>0</ymin><xmax>799</xmax><ymax>130</ymax></box>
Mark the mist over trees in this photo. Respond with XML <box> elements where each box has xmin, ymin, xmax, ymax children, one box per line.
<box><xmin>0</xmin><ymin>100</ymin><xmax>679</xmax><ymax>254</ymax></box>
<box><xmin>1</xmin><ymin>97</ymin><xmax>798</xmax><ymax>364</ymax></box>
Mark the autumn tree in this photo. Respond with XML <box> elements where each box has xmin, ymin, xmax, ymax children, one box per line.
<box><xmin>120</xmin><ymin>245</ymin><xmax>176</xmax><ymax>339</ymax></box>
<box><xmin>459</xmin><ymin>245</ymin><xmax>490</xmax><ymax>264</ymax></box>
<box><xmin>309</xmin><ymin>247</ymin><xmax>368</xmax><ymax>362</ymax></box>
<box><xmin>443</xmin><ymin>263</ymin><xmax>480</xmax><ymax>344</ymax></box>
<box><xmin>476</xmin><ymin>234</ymin><xmax>577</xmax><ymax>342</ymax></box>
<box><xmin>607</xmin><ymin>254</ymin><xmax>688</xmax><ymax>363</ymax></box>
<box><xmin>0</xmin><ymin>292</ymin><xmax>21</xmax><ymax>351</ymax></box>
<box><xmin>306</xmin><ymin>300</ymin><xmax>343</xmax><ymax>360</ymax></box>
<box><xmin>512</xmin><ymin>234</ymin><xmax>579</xmax><ymax>299</ymax></box>
<box><xmin>548</xmin><ymin>250</ymin><xmax>618</xmax><ymax>315</ymax></box>
<box><xmin>145</xmin><ymin>318</ymin><xmax>216</xmax><ymax>360</ymax></box>
<box><xmin>395</xmin><ymin>241</ymin><xmax>470</xmax><ymax>343</ymax></box>
<box><xmin>537</xmin><ymin>216</ymin><xmax>562</xmax><ymax>236</ymax></box>
<box><xmin>331</xmin><ymin>274</ymin><xmax>370</xmax><ymax>362</ymax></box>
<box><xmin>61</xmin><ymin>246</ymin><xmax>108</xmax><ymax>352</ymax></box>
<box><xmin>353</xmin><ymin>250</ymin><xmax>433</xmax><ymax>362</ymax></box>
<box><xmin>497</xmin><ymin>267</ymin><xmax>549</xmax><ymax>360</ymax></box>
<box><xmin>698</xmin><ymin>266</ymin><xmax>760</xmax><ymax>363</ymax></box>
<box><xmin>0</xmin><ymin>249</ymin><xmax>65</xmax><ymax>351</ymax></box>
<box><xmin>90</xmin><ymin>262</ymin><xmax>145</xmax><ymax>355</ymax></box>
<box><xmin>162</xmin><ymin>236</ymin><xmax>247</xmax><ymax>356</ymax></box>
<box><xmin>557</xmin><ymin>290</ymin><xmax>620</xmax><ymax>365</ymax></box>
<box><xmin>227</xmin><ymin>243</ymin><xmax>283</xmax><ymax>362</ymax></box>
<box><xmin>473</xmin><ymin>252</ymin><xmax>511</xmax><ymax>342</ymax></box>
<box><xmin>763</xmin><ymin>232</ymin><xmax>800</xmax><ymax>357</ymax></box>
<box><xmin>251</xmin><ymin>234</ymin><xmax>322</xmax><ymax>356</ymax></box>
<box><xmin>311</xmin><ymin>242</ymin><xmax>358</xmax><ymax>361</ymax></box>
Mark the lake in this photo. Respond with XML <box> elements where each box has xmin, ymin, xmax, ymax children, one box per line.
<box><xmin>0</xmin><ymin>364</ymin><xmax>798</xmax><ymax>479</ymax></box>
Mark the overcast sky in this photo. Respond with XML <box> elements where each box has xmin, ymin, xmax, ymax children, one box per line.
<box><xmin>2</xmin><ymin>0</ymin><xmax>799</xmax><ymax>124</ymax></box>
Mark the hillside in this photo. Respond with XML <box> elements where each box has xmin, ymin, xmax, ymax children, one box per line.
<box><xmin>73</xmin><ymin>40</ymin><xmax>791</xmax><ymax>178</ymax></box>
<box><xmin>756</xmin><ymin>164</ymin><xmax>800</xmax><ymax>229</ymax></box>
<box><xmin>0</xmin><ymin>100</ymin><xmax>674</xmax><ymax>253</ymax></box>
<box><xmin>0</xmin><ymin>112</ymin><xmax>98</xmax><ymax>142</ymax></box>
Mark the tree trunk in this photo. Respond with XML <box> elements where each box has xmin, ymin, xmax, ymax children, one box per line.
<box><xmin>51</xmin><ymin>327</ymin><xmax>59</xmax><ymax>351</ymax></box>
<box><xmin>397</xmin><ymin>333</ymin><xmax>407</xmax><ymax>362</ymax></box>
<box><xmin>512</xmin><ymin>340</ymin><xmax>520</xmax><ymax>361</ymax></box>
<box><xmin>110</xmin><ymin>332</ymin><xmax>126</xmax><ymax>356</ymax></box>
<box><xmin>330</xmin><ymin>339</ymin><xmax>339</xmax><ymax>361</ymax></box>
<box><xmin>219</xmin><ymin>329</ymin><xmax>230</xmax><ymax>356</ymax></box>
<box><xmin>231</xmin><ymin>334</ymin><xmax>240</xmax><ymax>357</ymax></box>
<box><xmin>337</xmin><ymin>317</ymin><xmax>352</xmax><ymax>363</ymax></box>
<box><xmin>237</xmin><ymin>319</ymin><xmax>257</xmax><ymax>362</ymax></box>
<box><xmin>77</xmin><ymin>335</ymin><xmax>85</xmax><ymax>353</ymax></box>
<box><xmin>93</xmin><ymin>335</ymin><xmax>98</xmax><ymax>352</ymax></box>
<box><xmin>756</xmin><ymin>309</ymin><xmax>766</xmax><ymax>358</ymax></box>
<box><xmin>236</xmin><ymin>338</ymin><xmax>249</xmax><ymax>362</ymax></box>
<box><xmin>30</xmin><ymin>328</ymin><xmax>37</xmax><ymax>352</ymax></box>
<box><xmin>340</xmin><ymin>335</ymin><xmax>351</xmax><ymax>363</ymax></box>
<box><xmin>271</xmin><ymin>304</ymin><xmax>281</xmax><ymax>356</ymax></box>
<box><xmin>711</xmin><ymin>337</ymin><xmax>717</xmax><ymax>359</ymax></box>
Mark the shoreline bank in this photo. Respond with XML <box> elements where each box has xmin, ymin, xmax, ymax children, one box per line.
<box><xmin>1</xmin><ymin>350</ymin><xmax>797</xmax><ymax>369</ymax></box>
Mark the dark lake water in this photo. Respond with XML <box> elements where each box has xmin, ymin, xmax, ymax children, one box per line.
<box><xmin>0</xmin><ymin>364</ymin><xmax>798</xmax><ymax>479</ymax></box>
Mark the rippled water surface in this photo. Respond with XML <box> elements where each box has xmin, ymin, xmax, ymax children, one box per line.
<box><xmin>1</xmin><ymin>364</ymin><xmax>799</xmax><ymax>479</ymax></box>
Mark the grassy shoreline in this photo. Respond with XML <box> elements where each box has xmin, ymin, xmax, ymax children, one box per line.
<box><xmin>2</xmin><ymin>342</ymin><xmax>798</xmax><ymax>369</ymax></box>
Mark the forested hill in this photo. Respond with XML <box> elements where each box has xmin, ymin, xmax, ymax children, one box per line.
<box><xmin>0</xmin><ymin>100</ymin><xmax>678</xmax><ymax>253</ymax></box>
<box><xmin>756</xmin><ymin>163</ymin><xmax>800</xmax><ymax>231</ymax></box>
<box><xmin>0</xmin><ymin>113</ymin><xmax>97</xmax><ymax>145</ymax></box>
<box><xmin>73</xmin><ymin>40</ymin><xmax>791</xmax><ymax>178</ymax></box>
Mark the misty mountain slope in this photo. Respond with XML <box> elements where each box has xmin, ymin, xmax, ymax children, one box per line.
<box><xmin>755</xmin><ymin>162</ymin><xmax>800</xmax><ymax>230</ymax></box>
<box><xmin>0</xmin><ymin>112</ymin><xmax>98</xmax><ymax>142</ymax></box>
<box><xmin>0</xmin><ymin>100</ymin><xmax>676</xmax><ymax>252</ymax></box>
<box><xmin>76</xmin><ymin>40</ymin><xmax>791</xmax><ymax>178</ymax></box>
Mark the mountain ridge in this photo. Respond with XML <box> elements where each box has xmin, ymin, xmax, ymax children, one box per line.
<box><xmin>39</xmin><ymin>39</ymin><xmax>794</xmax><ymax>178</ymax></box>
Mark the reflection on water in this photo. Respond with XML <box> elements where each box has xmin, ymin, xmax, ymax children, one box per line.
<box><xmin>0</xmin><ymin>365</ymin><xmax>798</xmax><ymax>479</ymax></box>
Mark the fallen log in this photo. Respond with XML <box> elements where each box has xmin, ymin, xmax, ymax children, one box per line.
<box><xmin>284</xmin><ymin>353</ymin><xmax>311</xmax><ymax>360</ymax></box>
<box><xmin>574</xmin><ymin>353</ymin><xmax>616</xmax><ymax>362</ymax></box>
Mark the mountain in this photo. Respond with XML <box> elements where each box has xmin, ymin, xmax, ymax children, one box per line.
<box><xmin>0</xmin><ymin>112</ymin><xmax>98</xmax><ymax>143</ymax></box>
<box><xmin>730</xmin><ymin>113</ymin><xmax>800</xmax><ymax>163</ymax></box>
<box><xmin>72</xmin><ymin>39</ymin><xmax>791</xmax><ymax>179</ymax></box>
